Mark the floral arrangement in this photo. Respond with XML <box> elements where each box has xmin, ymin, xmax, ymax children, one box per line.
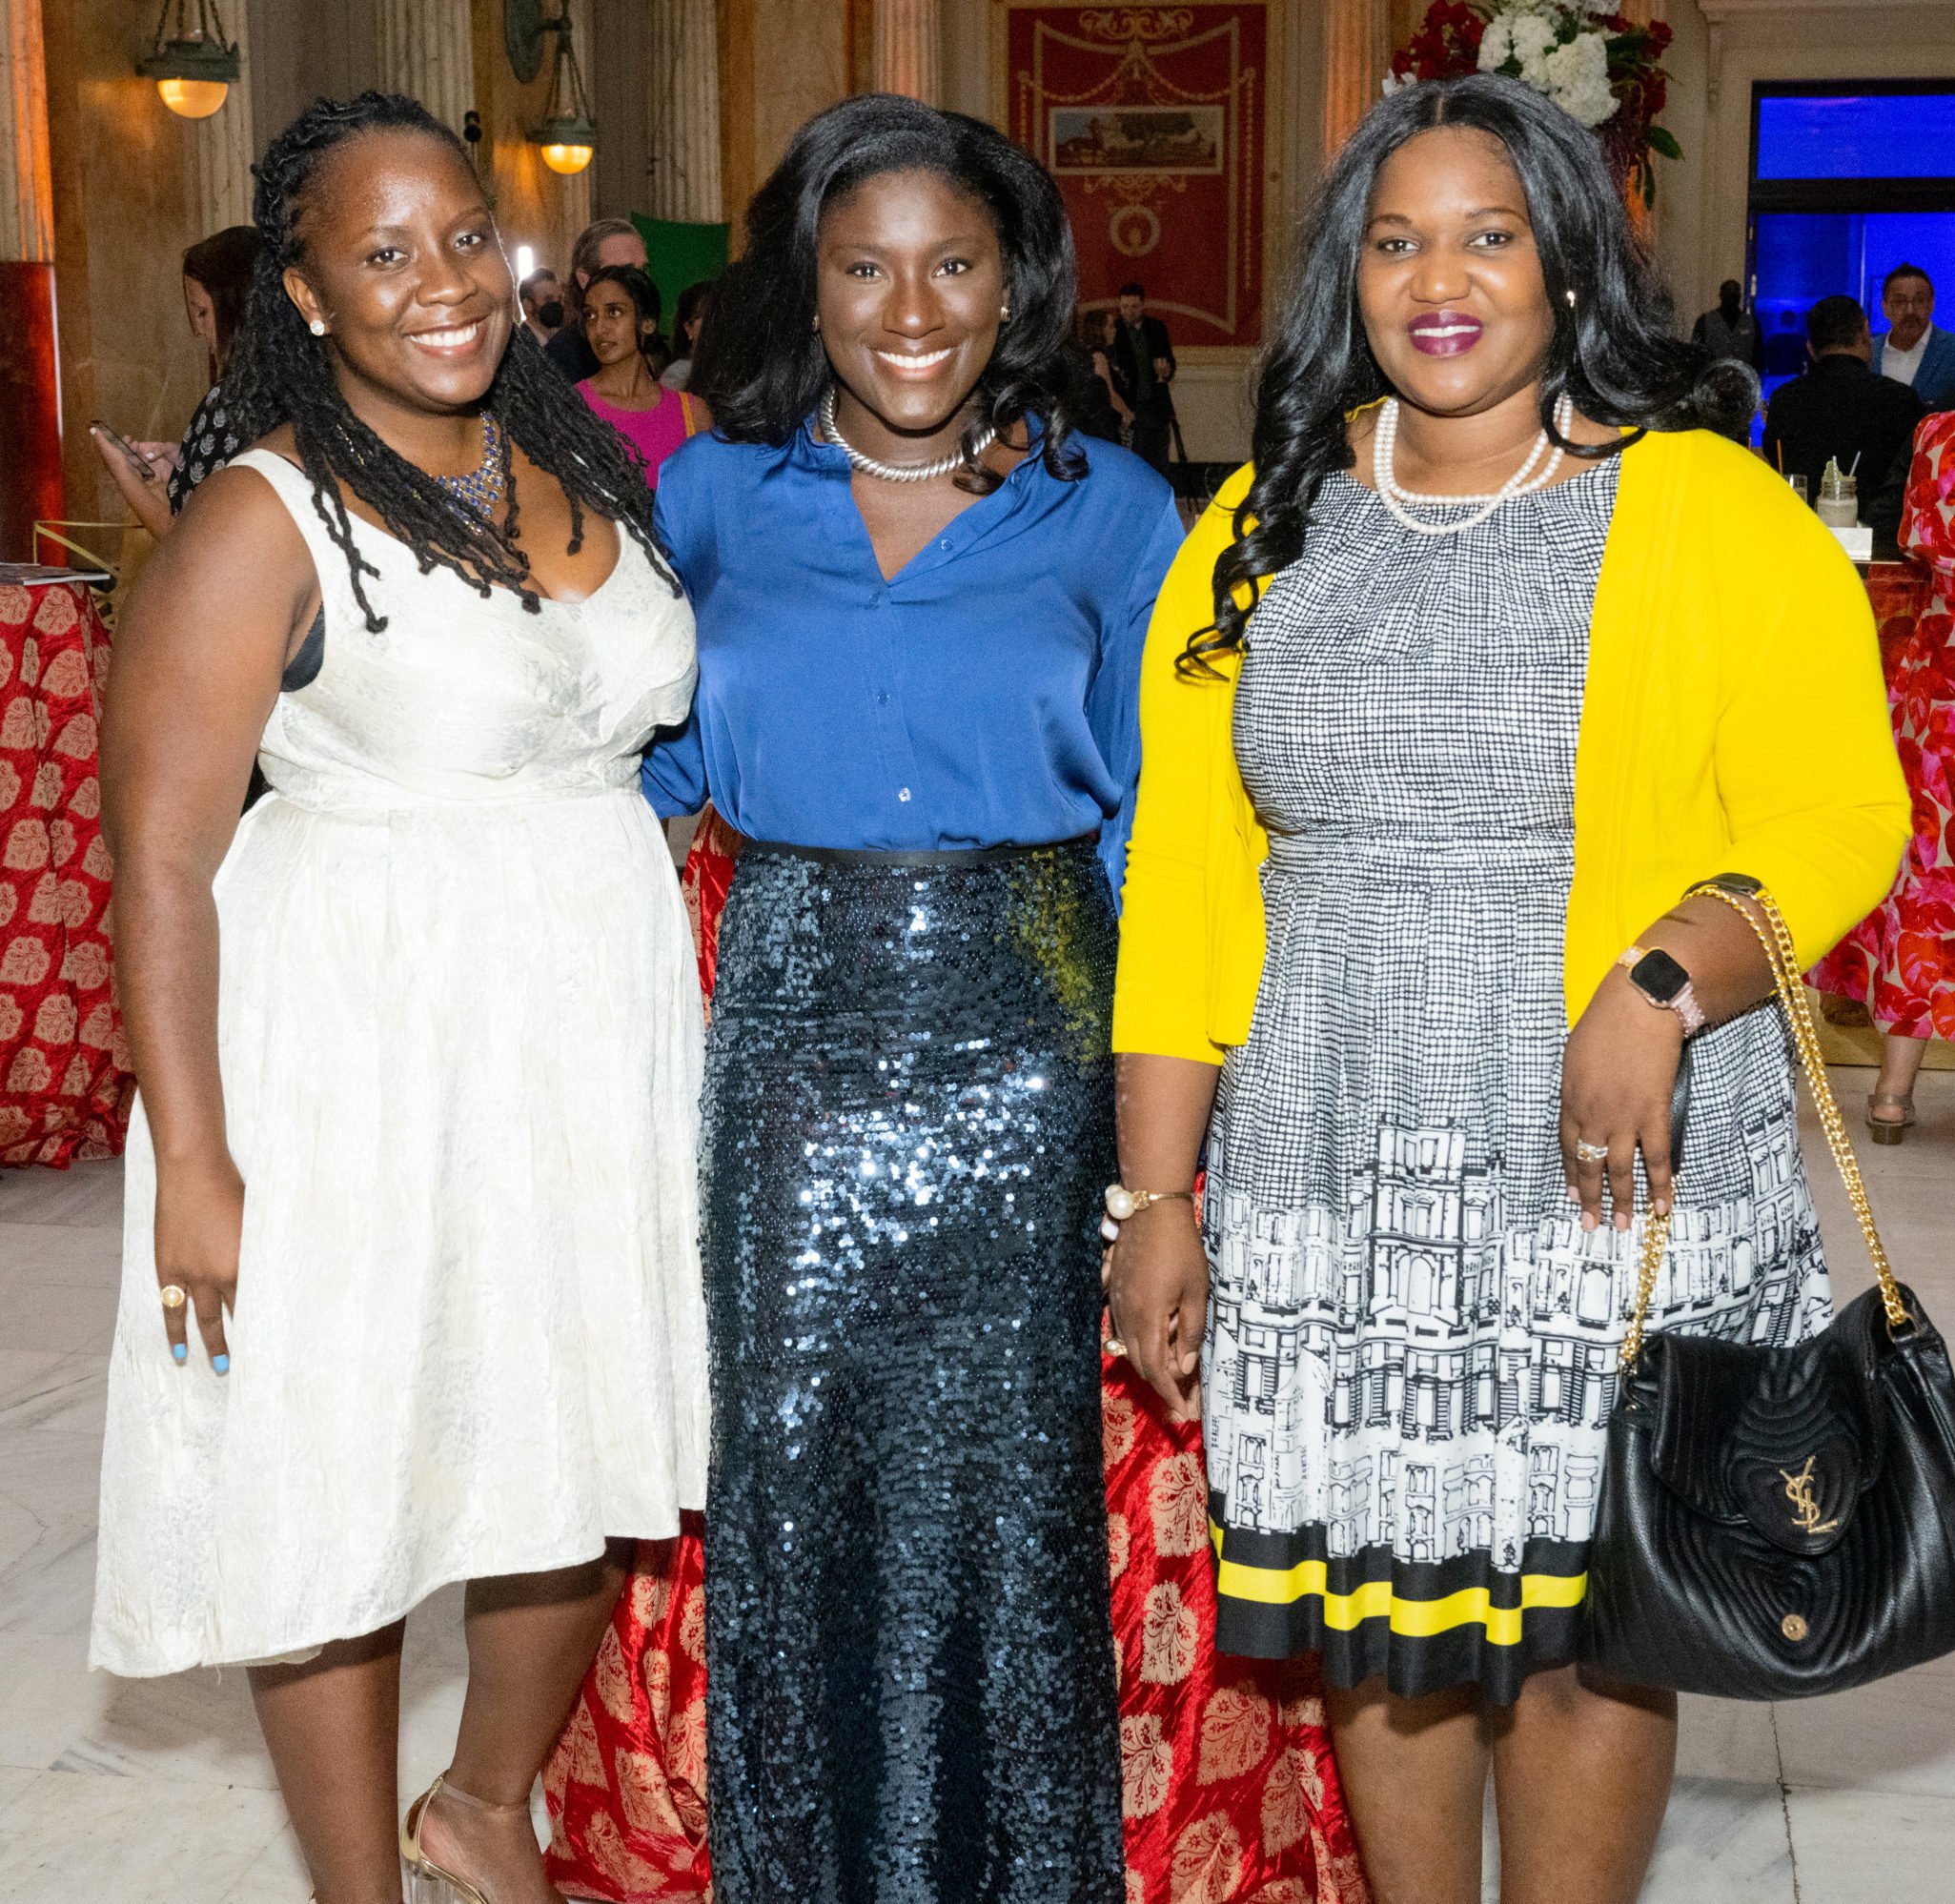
<box><xmin>1388</xmin><ymin>0</ymin><xmax>1681</xmax><ymax>206</ymax></box>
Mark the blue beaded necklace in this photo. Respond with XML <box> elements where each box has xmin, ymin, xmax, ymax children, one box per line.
<box><xmin>435</xmin><ymin>413</ymin><xmax>504</xmax><ymax>519</ymax></box>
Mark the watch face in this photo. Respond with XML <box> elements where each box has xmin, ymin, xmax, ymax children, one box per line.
<box><xmin>1632</xmin><ymin>948</ymin><xmax>1690</xmax><ymax>1004</ymax></box>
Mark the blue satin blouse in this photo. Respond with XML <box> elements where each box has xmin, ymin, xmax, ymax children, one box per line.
<box><xmin>641</xmin><ymin>417</ymin><xmax>1184</xmax><ymax>896</ymax></box>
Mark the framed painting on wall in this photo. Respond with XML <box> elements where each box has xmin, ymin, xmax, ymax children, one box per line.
<box><xmin>999</xmin><ymin>3</ymin><xmax>1273</xmax><ymax>352</ymax></box>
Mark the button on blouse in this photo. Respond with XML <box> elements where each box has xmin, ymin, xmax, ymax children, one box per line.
<box><xmin>641</xmin><ymin>417</ymin><xmax>1184</xmax><ymax>896</ymax></box>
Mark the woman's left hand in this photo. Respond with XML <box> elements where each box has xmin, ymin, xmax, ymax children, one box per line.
<box><xmin>1558</xmin><ymin>973</ymin><xmax>1684</xmax><ymax>1231</ymax></box>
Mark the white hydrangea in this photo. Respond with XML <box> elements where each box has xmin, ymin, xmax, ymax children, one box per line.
<box><xmin>1542</xmin><ymin>29</ymin><xmax>1619</xmax><ymax>126</ymax></box>
<box><xmin>1476</xmin><ymin>6</ymin><xmax>1620</xmax><ymax>130</ymax></box>
<box><xmin>1510</xmin><ymin>13</ymin><xmax>1559</xmax><ymax>86</ymax></box>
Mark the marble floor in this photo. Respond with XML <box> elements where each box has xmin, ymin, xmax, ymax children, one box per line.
<box><xmin>1</xmin><ymin>1068</ymin><xmax>1949</xmax><ymax>1903</ymax></box>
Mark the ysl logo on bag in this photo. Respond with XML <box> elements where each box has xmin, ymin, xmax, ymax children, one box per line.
<box><xmin>1780</xmin><ymin>1456</ymin><xmax>1839</xmax><ymax>1537</ymax></box>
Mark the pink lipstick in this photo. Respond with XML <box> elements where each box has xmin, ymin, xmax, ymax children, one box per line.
<box><xmin>1408</xmin><ymin>311</ymin><xmax>1483</xmax><ymax>356</ymax></box>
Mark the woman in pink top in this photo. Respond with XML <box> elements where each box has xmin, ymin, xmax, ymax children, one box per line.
<box><xmin>576</xmin><ymin>264</ymin><xmax>703</xmax><ymax>485</ymax></box>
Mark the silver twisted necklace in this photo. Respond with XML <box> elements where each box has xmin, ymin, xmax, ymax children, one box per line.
<box><xmin>819</xmin><ymin>385</ymin><xmax>996</xmax><ymax>484</ymax></box>
<box><xmin>1372</xmin><ymin>394</ymin><xmax>1574</xmax><ymax>537</ymax></box>
<box><xmin>435</xmin><ymin>413</ymin><xmax>505</xmax><ymax>518</ymax></box>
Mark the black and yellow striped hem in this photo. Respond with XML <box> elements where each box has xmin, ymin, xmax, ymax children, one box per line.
<box><xmin>1210</xmin><ymin>1509</ymin><xmax>1591</xmax><ymax>1706</ymax></box>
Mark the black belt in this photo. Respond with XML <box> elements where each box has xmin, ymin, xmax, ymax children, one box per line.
<box><xmin>744</xmin><ymin>832</ymin><xmax>1098</xmax><ymax>870</ymax></box>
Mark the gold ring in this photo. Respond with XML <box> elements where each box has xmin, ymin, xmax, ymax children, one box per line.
<box><xmin>158</xmin><ymin>1284</ymin><xmax>188</xmax><ymax>1310</ymax></box>
<box><xmin>1104</xmin><ymin>1337</ymin><xmax>1128</xmax><ymax>1360</ymax></box>
<box><xmin>1575</xmin><ymin>1141</ymin><xmax>1610</xmax><ymax>1165</ymax></box>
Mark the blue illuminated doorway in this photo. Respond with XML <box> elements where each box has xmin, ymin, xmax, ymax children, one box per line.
<box><xmin>1747</xmin><ymin>83</ymin><xmax>1955</xmax><ymax>405</ymax></box>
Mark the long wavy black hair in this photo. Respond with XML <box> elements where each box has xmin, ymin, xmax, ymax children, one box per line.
<box><xmin>693</xmin><ymin>91</ymin><xmax>1090</xmax><ymax>492</ymax></box>
<box><xmin>224</xmin><ymin>91</ymin><xmax>680</xmax><ymax>633</ymax></box>
<box><xmin>1193</xmin><ymin>73</ymin><xmax>1743</xmax><ymax>671</ymax></box>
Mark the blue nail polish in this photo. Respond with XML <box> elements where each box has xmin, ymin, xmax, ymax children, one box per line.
<box><xmin>212</xmin><ymin>1353</ymin><xmax>230</xmax><ymax>1375</ymax></box>
<box><xmin>172</xmin><ymin>1343</ymin><xmax>188</xmax><ymax>1364</ymax></box>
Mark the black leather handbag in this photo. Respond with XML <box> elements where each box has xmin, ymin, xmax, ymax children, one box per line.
<box><xmin>1580</xmin><ymin>881</ymin><xmax>1955</xmax><ymax>1700</ymax></box>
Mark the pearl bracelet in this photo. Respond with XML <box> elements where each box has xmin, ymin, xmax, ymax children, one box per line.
<box><xmin>1101</xmin><ymin>1184</ymin><xmax>1194</xmax><ymax>1243</ymax></box>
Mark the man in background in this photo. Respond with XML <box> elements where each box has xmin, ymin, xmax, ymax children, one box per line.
<box><xmin>1765</xmin><ymin>294</ymin><xmax>1924</xmax><ymax>550</ymax></box>
<box><xmin>519</xmin><ymin>268</ymin><xmax>566</xmax><ymax>350</ymax></box>
<box><xmin>1107</xmin><ymin>280</ymin><xmax>1176</xmax><ymax>476</ymax></box>
<box><xmin>1692</xmin><ymin>278</ymin><xmax>1762</xmax><ymax>370</ymax></box>
<box><xmin>1871</xmin><ymin>263</ymin><xmax>1955</xmax><ymax>410</ymax></box>
<box><xmin>545</xmin><ymin>217</ymin><xmax>648</xmax><ymax>381</ymax></box>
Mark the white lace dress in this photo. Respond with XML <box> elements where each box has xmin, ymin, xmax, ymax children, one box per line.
<box><xmin>92</xmin><ymin>449</ymin><xmax>708</xmax><ymax>1676</ymax></box>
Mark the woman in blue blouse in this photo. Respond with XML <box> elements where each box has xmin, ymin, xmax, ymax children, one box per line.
<box><xmin>642</xmin><ymin>96</ymin><xmax>1180</xmax><ymax>1897</ymax></box>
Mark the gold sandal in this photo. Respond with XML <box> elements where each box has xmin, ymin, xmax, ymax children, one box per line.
<box><xmin>1867</xmin><ymin>1092</ymin><xmax>1916</xmax><ymax>1144</ymax></box>
<box><xmin>400</xmin><ymin>1773</ymin><xmax>542</xmax><ymax>1904</ymax></box>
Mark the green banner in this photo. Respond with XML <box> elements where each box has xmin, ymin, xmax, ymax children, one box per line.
<box><xmin>630</xmin><ymin>214</ymin><xmax>731</xmax><ymax>337</ymax></box>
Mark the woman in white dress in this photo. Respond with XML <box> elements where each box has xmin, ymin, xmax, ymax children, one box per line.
<box><xmin>92</xmin><ymin>93</ymin><xmax>705</xmax><ymax>1904</ymax></box>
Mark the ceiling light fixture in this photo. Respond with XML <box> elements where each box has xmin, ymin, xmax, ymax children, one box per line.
<box><xmin>138</xmin><ymin>0</ymin><xmax>240</xmax><ymax>121</ymax></box>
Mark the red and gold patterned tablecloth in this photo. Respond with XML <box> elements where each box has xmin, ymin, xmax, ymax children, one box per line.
<box><xmin>0</xmin><ymin>575</ymin><xmax>132</xmax><ymax>1165</ymax></box>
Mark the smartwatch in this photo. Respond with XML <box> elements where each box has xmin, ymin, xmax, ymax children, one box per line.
<box><xmin>1618</xmin><ymin>945</ymin><xmax>1707</xmax><ymax>1037</ymax></box>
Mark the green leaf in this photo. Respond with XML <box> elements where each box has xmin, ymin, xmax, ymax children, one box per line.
<box><xmin>1647</xmin><ymin>124</ymin><xmax>1682</xmax><ymax>161</ymax></box>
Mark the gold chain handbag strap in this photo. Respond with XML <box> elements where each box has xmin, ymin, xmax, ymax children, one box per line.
<box><xmin>1619</xmin><ymin>881</ymin><xmax>1910</xmax><ymax>1371</ymax></box>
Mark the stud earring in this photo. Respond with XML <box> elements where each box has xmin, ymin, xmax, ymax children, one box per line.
<box><xmin>811</xmin><ymin>315</ymin><xmax>821</xmax><ymax>334</ymax></box>
<box><xmin>310</xmin><ymin>319</ymin><xmax>328</xmax><ymax>336</ymax></box>
<box><xmin>1563</xmin><ymin>290</ymin><xmax>1577</xmax><ymax>310</ymax></box>
<box><xmin>1000</xmin><ymin>305</ymin><xmax>1011</xmax><ymax>323</ymax></box>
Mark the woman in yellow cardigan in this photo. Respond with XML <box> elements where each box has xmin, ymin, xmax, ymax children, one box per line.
<box><xmin>1105</xmin><ymin>77</ymin><xmax>1907</xmax><ymax>1904</ymax></box>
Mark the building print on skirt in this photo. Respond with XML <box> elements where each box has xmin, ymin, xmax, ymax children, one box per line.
<box><xmin>1206</xmin><ymin>1100</ymin><xmax>1824</xmax><ymax>1573</ymax></box>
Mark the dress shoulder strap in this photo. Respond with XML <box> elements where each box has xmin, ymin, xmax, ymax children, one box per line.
<box><xmin>225</xmin><ymin>448</ymin><xmax>370</xmax><ymax>600</ymax></box>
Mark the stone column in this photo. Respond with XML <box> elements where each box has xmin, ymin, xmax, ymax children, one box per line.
<box><xmin>873</xmin><ymin>0</ymin><xmax>938</xmax><ymax>106</ymax></box>
<box><xmin>558</xmin><ymin>0</ymin><xmax>595</xmax><ymax>239</ymax></box>
<box><xmin>1</xmin><ymin>0</ymin><xmax>52</xmax><ymax>264</ymax></box>
<box><xmin>373</xmin><ymin>0</ymin><xmax>475</xmax><ymax>135</ymax></box>
<box><xmin>647</xmin><ymin>0</ymin><xmax>723</xmax><ymax>222</ymax></box>
<box><xmin>1324</xmin><ymin>0</ymin><xmax>1392</xmax><ymax>157</ymax></box>
<box><xmin>193</xmin><ymin>0</ymin><xmax>255</xmax><ymax>233</ymax></box>
<box><xmin>0</xmin><ymin>0</ymin><xmax>60</xmax><ymax>556</ymax></box>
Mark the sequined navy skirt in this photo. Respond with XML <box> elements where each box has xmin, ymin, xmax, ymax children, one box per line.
<box><xmin>700</xmin><ymin>836</ymin><xmax>1125</xmax><ymax>1904</ymax></box>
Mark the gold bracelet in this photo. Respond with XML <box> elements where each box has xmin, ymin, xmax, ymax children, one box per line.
<box><xmin>1103</xmin><ymin>1185</ymin><xmax>1194</xmax><ymax>1222</ymax></box>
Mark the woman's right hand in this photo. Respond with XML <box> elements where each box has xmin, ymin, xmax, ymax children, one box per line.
<box><xmin>1106</xmin><ymin>1200</ymin><xmax>1207</xmax><ymax>1422</ymax></box>
<box><xmin>153</xmin><ymin>1152</ymin><xmax>243</xmax><ymax>1371</ymax></box>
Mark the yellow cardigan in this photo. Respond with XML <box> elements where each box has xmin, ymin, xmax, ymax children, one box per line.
<box><xmin>1112</xmin><ymin>427</ymin><xmax>1910</xmax><ymax>1063</ymax></box>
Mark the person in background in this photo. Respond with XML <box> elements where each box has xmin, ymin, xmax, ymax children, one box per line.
<box><xmin>1763</xmin><ymin>309</ymin><xmax>1807</xmax><ymax>379</ymax></box>
<box><xmin>1076</xmin><ymin>307</ymin><xmax>1133</xmax><ymax>446</ymax></box>
<box><xmin>575</xmin><ymin>264</ymin><xmax>701</xmax><ymax>486</ymax></box>
<box><xmin>1763</xmin><ymin>294</ymin><xmax>1923</xmax><ymax>538</ymax></box>
<box><xmin>546</xmin><ymin>215</ymin><xmax>647</xmax><ymax>381</ymax></box>
<box><xmin>519</xmin><ymin>266</ymin><xmax>566</xmax><ymax>347</ymax></box>
<box><xmin>1108</xmin><ymin>73</ymin><xmax>1906</xmax><ymax>1904</ymax></box>
<box><xmin>1872</xmin><ymin>263</ymin><xmax>1955</xmax><ymax>409</ymax></box>
<box><xmin>660</xmin><ymin>278</ymin><xmax>716</xmax><ymax>392</ymax></box>
<box><xmin>1812</xmin><ymin>409</ymin><xmax>1955</xmax><ymax>1141</ymax></box>
<box><xmin>1108</xmin><ymin>278</ymin><xmax>1176</xmax><ymax>474</ymax></box>
<box><xmin>90</xmin><ymin>224</ymin><xmax>261</xmax><ymax>540</ymax></box>
<box><xmin>1691</xmin><ymin>277</ymin><xmax>1762</xmax><ymax>370</ymax></box>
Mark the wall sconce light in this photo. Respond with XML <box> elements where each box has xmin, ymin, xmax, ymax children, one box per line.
<box><xmin>137</xmin><ymin>0</ymin><xmax>241</xmax><ymax>120</ymax></box>
<box><xmin>521</xmin><ymin>5</ymin><xmax>599</xmax><ymax>176</ymax></box>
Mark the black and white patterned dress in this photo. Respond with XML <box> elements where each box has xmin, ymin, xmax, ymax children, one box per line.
<box><xmin>1202</xmin><ymin>463</ymin><xmax>1830</xmax><ymax>1703</ymax></box>
<box><xmin>167</xmin><ymin>384</ymin><xmax>242</xmax><ymax>516</ymax></box>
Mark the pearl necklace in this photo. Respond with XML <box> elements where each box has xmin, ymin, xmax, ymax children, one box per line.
<box><xmin>435</xmin><ymin>413</ymin><xmax>504</xmax><ymax>519</ymax></box>
<box><xmin>1372</xmin><ymin>394</ymin><xmax>1575</xmax><ymax>537</ymax></box>
<box><xmin>820</xmin><ymin>386</ymin><xmax>996</xmax><ymax>484</ymax></box>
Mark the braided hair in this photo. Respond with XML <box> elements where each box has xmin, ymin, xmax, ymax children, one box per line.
<box><xmin>224</xmin><ymin>91</ymin><xmax>680</xmax><ymax>632</ymax></box>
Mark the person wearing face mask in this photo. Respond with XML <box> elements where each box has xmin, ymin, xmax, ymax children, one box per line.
<box><xmin>1108</xmin><ymin>75</ymin><xmax>1906</xmax><ymax>1904</ymax></box>
<box><xmin>89</xmin><ymin>224</ymin><xmax>260</xmax><ymax>540</ymax></box>
<box><xmin>90</xmin><ymin>93</ymin><xmax>706</xmax><ymax>1904</ymax></box>
<box><xmin>617</xmin><ymin>91</ymin><xmax>1182</xmax><ymax>1899</ymax></box>
<box><xmin>519</xmin><ymin>265</ymin><xmax>567</xmax><ymax>345</ymax></box>
<box><xmin>574</xmin><ymin>265</ymin><xmax>702</xmax><ymax>485</ymax></box>
<box><xmin>1871</xmin><ymin>263</ymin><xmax>1955</xmax><ymax>409</ymax></box>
